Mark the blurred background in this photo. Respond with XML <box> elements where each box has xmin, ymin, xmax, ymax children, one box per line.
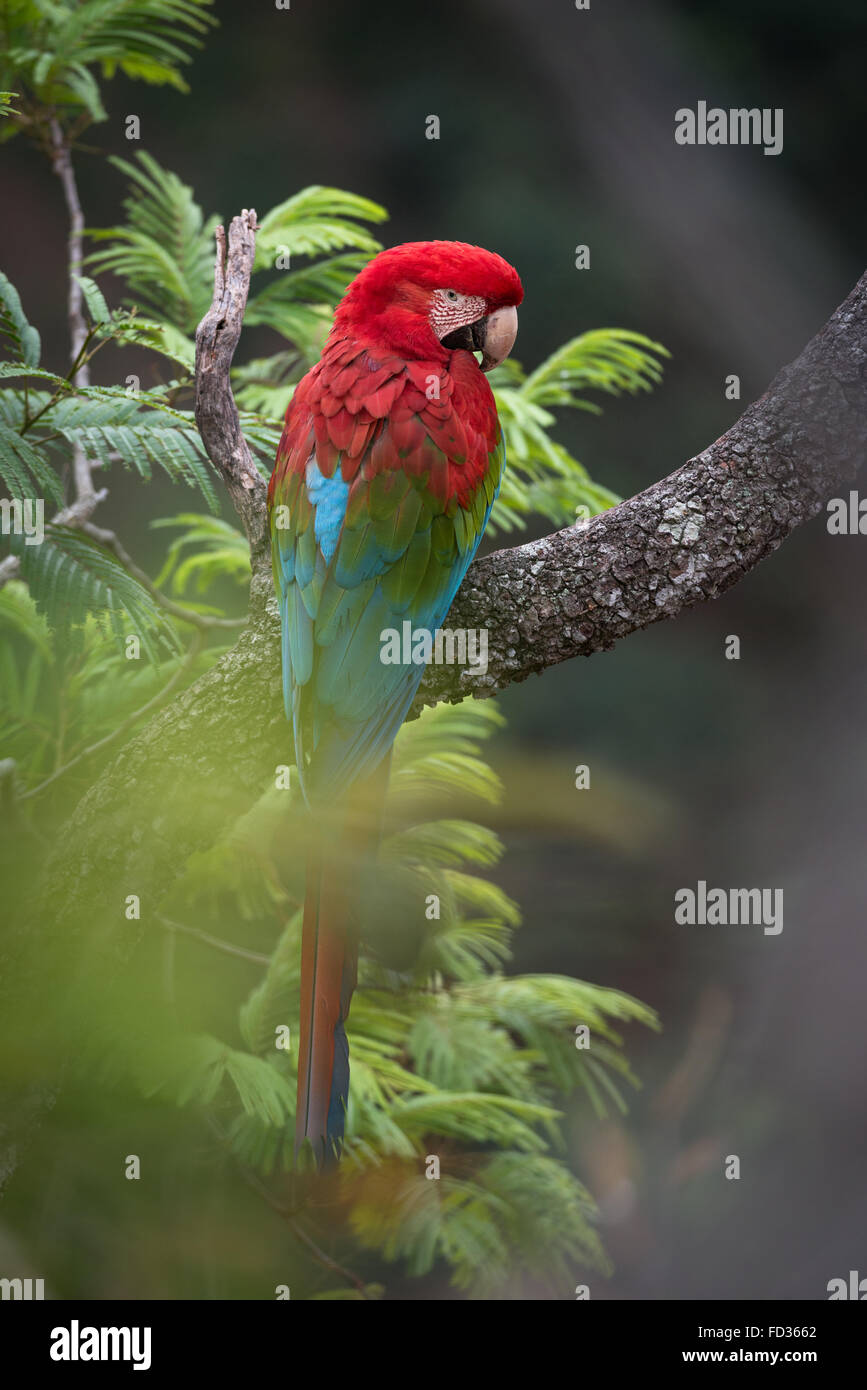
<box><xmin>2</xmin><ymin>0</ymin><xmax>867</xmax><ymax>1298</ymax></box>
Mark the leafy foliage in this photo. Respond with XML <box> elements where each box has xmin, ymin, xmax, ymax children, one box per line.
<box><xmin>0</xmin><ymin>579</ymin><xmax>215</xmax><ymax>788</ymax></box>
<box><xmin>0</xmin><ymin>19</ymin><xmax>667</xmax><ymax>1290</ymax></box>
<box><xmin>0</xmin><ymin>269</ymin><xmax>40</xmax><ymax>365</ymax></box>
<box><xmin>151</xmin><ymin>512</ymin><xmax>250</xmax><ymax>594</ymax></box>
<box><xmin>0</xmin><ymin>0</ymin><xmax>215</xmax><ymax>132</ymax></box>
<box><xmin>87</xmin><ymin>154</ymin><xmax>221</xmax><ymax>333</ymax></box>
<box><xmin>60</xmin><ymin>687</ymin><xmax>657</xmax><ymax>1296</ymax></box>
<box><xmin>0</xmin><ymin>268</ymin><xmax>222</xmax><ymax>643</ymax></box>
<box><xmin>10</xmin><ymin>524</ymin><xmax>178</xmax><ymax>660</ymax></box>
<box><xmin>487</xmin><ymin>330</ymin><xmax>668</xmax><ymax>532</ymax></box>
<box><xmin>348</xmin><ymin>1153</ymin><xmax>609</xmax><ymax>1296</ymax></box>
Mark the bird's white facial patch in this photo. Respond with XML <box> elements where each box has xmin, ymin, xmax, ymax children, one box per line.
<box><xmin>428</xmin><ymin>288</ymin><xmax>487</xmax><ymax>340</ymax></box>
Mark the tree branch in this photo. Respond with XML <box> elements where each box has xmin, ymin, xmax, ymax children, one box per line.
<box><xmin>194</xmin><ymin>211</ymin><xmax>270</xmax><ymax>580</ymax></box>
<box><xmin>418</xmin><ymin>268</ymin><xmax>867</xmax><ymax>707</ymax></box>
<box><xmin>49</xmin><ymin>117</ymin><xmax>97</xmax><ymax>512</ymax></box>
<box><xmin>193</xmin><ymin>213</ymin><xmax>867</xmax><ymax>714</ymax></box>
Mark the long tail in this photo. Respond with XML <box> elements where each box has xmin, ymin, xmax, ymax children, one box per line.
<box><xmin>295</xmin><ymin>757</ymin><xmax>390</xmax><ymax>1167</ymax></box>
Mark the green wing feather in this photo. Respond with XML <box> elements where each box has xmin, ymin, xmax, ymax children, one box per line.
<box><xmin>270</xmin><ymin>417</ymin><xmax>504</xmax><ymax>801</ymax></box>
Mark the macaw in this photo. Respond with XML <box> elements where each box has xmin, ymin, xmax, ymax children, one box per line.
<box><xmin>268</xmin><ymin>241</ymin><xmax>523</xmax><ymax>1166</ymax></box>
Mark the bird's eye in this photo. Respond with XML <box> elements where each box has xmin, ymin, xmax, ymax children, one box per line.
<box><xmin>444</xmin><ymin>289</ymin><xmax>460</xmax><ymax>302</ymax></box>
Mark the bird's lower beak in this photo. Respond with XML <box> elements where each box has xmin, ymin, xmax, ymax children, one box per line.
<box><xmin>472</xmin><ymin>305</ymin><xmax>519</xmax><ymax>372</ymax></box>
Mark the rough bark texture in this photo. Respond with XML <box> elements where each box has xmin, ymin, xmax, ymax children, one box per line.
<box><xmin>420</xmin><ymin>268</ymin><xmax>867</xmax><ymax>706</ymax></box>
<box><xmin>194</xmin><ymin>210</ymin><xmax>270</xmax><ymax>571</ymax></box>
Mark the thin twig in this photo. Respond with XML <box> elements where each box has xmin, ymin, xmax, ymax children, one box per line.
<box><xmin>81</xmin><ymin>522</ymin><xmax>246</xmax><ymax>630</ymax></box>
<box><xmin>201</xmin><ymin>1117</ymin><xmax>373</xmax><ymax>1297</ymax></box>
<box><xmin>239</xmin><ymin>1162</ymin><xmax>373</xmax><ymax>1298</ymax></box>
<box><xmin>18</xmin><ymin>326</ymin><xmax>99</xmax><ymax>436</ymax></box>
<box><xmin>156</xmin><ymin>914</ymin><xmax>270</xmax><ymax>966</ymax></box>
<box><xmin>20</xmin><ymin>629</ymin><xmax>205</xmax><ymax>801</ymax></box>
<box><xmin>49</xmin><ymin>117</ymin><xmax>96</xmax><ymax>510</ymax></box>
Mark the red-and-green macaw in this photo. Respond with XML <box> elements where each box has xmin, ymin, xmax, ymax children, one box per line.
<box><xmin>268</xmin><ymin>241</ymin><xmax>523</xmax><ymax>1165</ymax></box>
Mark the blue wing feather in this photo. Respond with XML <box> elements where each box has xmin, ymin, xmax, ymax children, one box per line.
<box><xmin>272</xmin><ymin>438</ymin><xmax>505</xmax><ymax>802</ymax></box>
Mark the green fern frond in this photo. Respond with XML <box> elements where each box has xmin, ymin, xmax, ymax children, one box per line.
<box><xmin>232</xmin><ymin>352</ymin><xmax>302</xmax><ymax>418</ymax></box>
<box><xmin>408</xmin><ymin>1008</ymin><xmax>528</xmax><ymax>1094</ymax></box>
<box><xmin>384</xmin><ymin>1092</ymin><xmax>556</xmax><ymax>1152</ymax></box>
<box><xmin>0</xmin><ymin>420</ymin><xmax>64</xmax><ymax>504</ymax></box>
<box><xmin>151</xmin><ymin>512</ymin><xmax>250</xmax><ymax>593</ymax></box>
<box><xmin>248</xmin><ymin>251</ymin><xmax>371</xmax><ymax>309</ymax></box>
<box><xmin>86</xmin><ymin>152</ymin><xmax>220</xmax><ymax>330</ymax></box>
<box><xmin>348</xmin><ymin>1152</ymin><xmax>609</xmax><ymax>1296</ymax></box>
<box><xmin>0</xmin><ymin>271</ymin><xmax>41</xmax><ymax>366</ymax></box>
<box><xmin>254</xmin><ymin>186</ymin><xmax>387</xmax><ymax>269</ymax></box>
<box><xmin>57</xmin><ymin>412</ymin><xmax>218</xmax><ymax>510</ymax></box>
<box><xmin>455</xmin><ymin>973</ymin><xmax>659</xmax><ymax>1106</ymax></box>
<box><xmin>488</xmin><ymin>329</ymin><xmax>668</xmax><ymax>532</ymax></box>
<box><xmin>520</xmin><ymin>328</ymin><xmax>668</xmax><ymax>407</ymax></box>
<box><xmin>10</xmin><ymin>523</ymin><xmax>179</xmax><ymax>661</ymax></box>
<box><xmin>134</xmin><ymin>1032</ymin><xmax>294</xmax><ymax>1127</ymax></box>
<box><xmin>246</xmin><ymin>256</ymin><xmax>369</xmax><ymax>343</ymax></box>
<box><xmin>73</xmin><ymin>273</ymin><xmax>110</xmax><ymax>325</ymax></box>
<box><xmin>382</xmin><ymin>819</ymin><xmax>504</xmax><ymax>870</ymax></box>
<box><xmin>3</xmin><ymin>0</ymin><xmax>216</xmax><ymax>122</ymax></box>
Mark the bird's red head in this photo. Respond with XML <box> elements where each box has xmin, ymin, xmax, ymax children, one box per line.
<box><xmin>332</xmin><ymin>240</ymin><xmax>524</xmax><ymax>371</ymax></box>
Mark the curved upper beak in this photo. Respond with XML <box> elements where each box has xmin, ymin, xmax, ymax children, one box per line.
<box><xmin>474</xmin><ymin>304</ymin><xmax>519</xmax><ymax>372</ymax></box>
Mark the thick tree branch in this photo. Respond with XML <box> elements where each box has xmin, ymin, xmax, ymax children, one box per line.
<box><xmin>419</xmin><ymin>268</ymin><xmax>867</xmax><ymax>706</ymax></box>
<box><xmin>193</xmin><ymin>215</ymin><xmax>867</xmax><ymax>716</ymax></box>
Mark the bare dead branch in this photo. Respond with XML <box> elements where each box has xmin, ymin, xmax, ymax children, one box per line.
<box><xmin>194</xmin><ymin>210</ymin><xmax>269</xmax><ymax>574</ymax></box>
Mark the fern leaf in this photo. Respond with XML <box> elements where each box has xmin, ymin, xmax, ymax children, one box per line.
<box><xmin>254</xmin><ymin>186</ymin><xmax>387</xmax><ymax>269</ymax></box>
<box><xmin>87</xmin><ymin>152</ymin><xmax>220</xmax><ymax>330</ymax></box>
<box><xmin>0</xmin><ymin>271</ymin><xmax>41</xmax><ymax>366</ymax></box>
<box><xmin>0</xmin><ymin>421</ymin><xmax>64</xmax><ymax>505</ymax></box>
<box><xmin>10</xmin><ymin>523</ymin><xmax>178</xmax><ymax>661</ymax></box>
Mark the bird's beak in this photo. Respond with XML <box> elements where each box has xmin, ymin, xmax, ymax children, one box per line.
<box><xmin>473</xmin><ymin>305</ymin><xmax>519</xmax><ymax>372</ymax></box>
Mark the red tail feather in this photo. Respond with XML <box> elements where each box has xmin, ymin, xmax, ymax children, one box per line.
<box><xmin>295</xmin><ymin>759</ymin><xmax>391</xmax><ymax>1166</ymax></box>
